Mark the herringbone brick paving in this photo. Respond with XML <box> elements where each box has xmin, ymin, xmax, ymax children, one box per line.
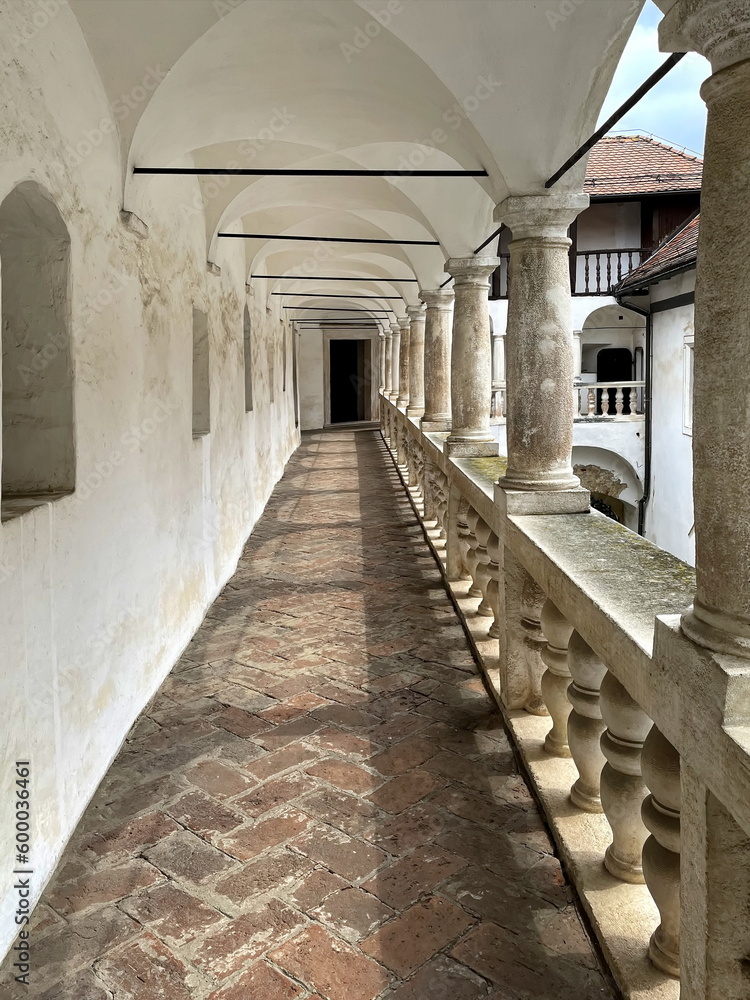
<box><xmin>2</xmin><ymin>428</ymin><xmax>615</xmax><ymax>999</ymax></box>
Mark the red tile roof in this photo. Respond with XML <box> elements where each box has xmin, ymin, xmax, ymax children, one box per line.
<box><xmin>584</xmin><ymin>135</ymin><xmax>703</xmax><ymax>197</ymax></box>
<box><xmin>616</xmin><ymin>212</ymin><xmax>699</xmax><ymax>291</ymax></box>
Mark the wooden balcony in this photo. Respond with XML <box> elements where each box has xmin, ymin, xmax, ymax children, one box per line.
<box><xmin>491</xmin><ymin>248</ymin><xmax>651</xmax><ymax>300</ymax></box>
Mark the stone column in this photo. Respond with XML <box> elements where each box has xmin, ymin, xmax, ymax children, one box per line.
<box><xmin>378</xmin><ymin>327</ymin><xmax>386</xmax><ymax>393</ymax></box>
<box><xmin>420</xmin><ymin>288</ymin><xmax>453</xmax><ymax>431</ymax></box>
<box><xmin>396</xmin><ymin>315</ymin><xmax>410</xmax><ymax>408</ymax></box>
<box><xmin>491</xmin><ymin>324</ymin><xmax>505</xmax><ymax>418</ymax></box>
<box><xmin>389</xmin><ymin>320</ymin><xmax>400</xmax><ymax>402</ymax></box>
<box><xmin>406</xmin><ymin>304</ymin><xmax>426</xmax><ymax>418</ymax></box>
<box><xmin>573</xmin><ymin>329</ymin><xmax>582</xmax><ymax>379</ymax></box>
<box><xmin>384</xmin><ymin>327</ymin><xmax>393</xmax><ymax>396</ymax></box>
<box><xmin>658</xmin><ymin>0</ymin><xmax>750</xmax><ymax>658</ymax></box>
<box><xmin>444</xmin><ymin>256</ymin><xmax>500</xmax><ymax>457</ymax></box>
<box><xmin>495</xmin><ymin>194</ymin><xmax>588</xmax><ymax>492</ymax></box>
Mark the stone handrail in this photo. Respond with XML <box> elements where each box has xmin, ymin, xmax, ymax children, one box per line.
<box><xmin>380</xmin><ymin>392</ymin><xmax>750</xmax><ymax>1000</ymax></box>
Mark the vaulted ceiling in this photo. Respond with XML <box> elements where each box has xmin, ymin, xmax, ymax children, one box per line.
<box><xmin>69</xmin><ymin>0</ymin><xmax>643</xmax><ymax>319</ymax></box>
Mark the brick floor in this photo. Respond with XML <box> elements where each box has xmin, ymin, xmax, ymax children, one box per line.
<box><xmin>1</xmin><ymin>428</ymin><xmax>616</xmax><ymax>1000</ymax></box>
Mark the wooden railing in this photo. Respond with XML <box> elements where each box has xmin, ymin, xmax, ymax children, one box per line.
<box><xmin>491</xmin><ymin>248</ymin><xmax>650</xmax><ymax>299</ymax></box>
<box><xmin>379</xmin><ymin>391</ymin><xmax>750</xmax><ymax>1000</ymax></box>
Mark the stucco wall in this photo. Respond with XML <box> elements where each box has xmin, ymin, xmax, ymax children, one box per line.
<box><xmin>299</xmin><ymin>328</ymin><xmax>326</xmax><ymax>430</ymax></box>
<box><xmin>644</xmin><ymin>271</ymin><xmax>695</xmax><ymax>564</ymax></box>
<box><xmin>0</xmin><ymin>3</ymin><xmax>299</xmax><ymax>958</ymax></box>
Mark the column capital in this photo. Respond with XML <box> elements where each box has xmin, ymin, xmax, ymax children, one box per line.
<box><xmin>390</xmin><ymin>321</ymin><xmax>401</xmax><ymax>336</ymax></box>
<box><xmin>494</xmin><ymin>193</ymin><xmax>589</xmax><ymax>240</ymax></box>
<box><xmin>420</xmin><ymin>287</ymin><xmax>454</xmax><ymax>309</ymax></box>
<box><xmin>659</xmin><ymin>0</ymin><xmax>750</xmax><ymax>71</ymax></box>
<box><xmin>406</xmin><ymin>303</ymin><xmax>426</xmax><ymax>321</ymax></box>
<box><xmin>397</xmin><ymin>315</ymin><xmax>410</xmax><ymax>331</ymax></box>
<box><xmin>445</xmin><ymin>255</ymin><xmax>500</xmax><ymax>283</ymax></box>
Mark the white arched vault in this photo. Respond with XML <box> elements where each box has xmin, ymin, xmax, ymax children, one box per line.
<box><xmin>68</xmin><ymin>0</ymin><xmax>643</xmax><ymax>288</ymax></box>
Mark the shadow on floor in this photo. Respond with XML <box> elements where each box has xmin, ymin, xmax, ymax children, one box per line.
<box><xmin>0</xmin><ymin>427</ymin><xmax>617</xmax><ymax>1000</ymax></box>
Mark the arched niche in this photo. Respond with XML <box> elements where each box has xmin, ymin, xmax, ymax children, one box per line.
<box><xmin>0</xmin><ymin>181</ymin><xmax>74</xmax><ymax>514</ymax></box>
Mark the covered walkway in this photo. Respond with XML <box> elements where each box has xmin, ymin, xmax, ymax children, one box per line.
<box><xmin>3</xmin><ymin>429</ymin><xmax>611</xmax><ymax>1000</ymax></box>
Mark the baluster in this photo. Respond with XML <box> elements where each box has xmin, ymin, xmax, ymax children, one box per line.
<box><xmin>584</xmin><ymin>253</ymin><xmax>590</xmax><ymax>293</ymax></box>
<box><xmin>474</xmin><ymin>517</ymin><xmax>494</xmax><ymax>619</ymax></box>
<box><xmin>606</xmin><ymin>251</ymin><xmax>612</xmax><ymax>291</ymax></box>
<box><xmin>566</xmin><ymin>632</ymin><xmax>606</xmax><ymax>812</ymax></box>
<box><xmin>408</xmin><ymin>442</ymin><xmax>420</xmax><ymax>492</ymax></box>
<box><xmin>464</xmin><ymin>508</ymin><xmax>484</xmax><ymax>599</ymax></box>
<box><xmin>400</xmin><ymin>426</ymin><xmax>409</xmax><ymax>470</ymax></box>
<box><xmin>501</xmin><ymin>551</ymin><xmax>547</xmax><ymax>714</ymax></box>
<box><xmin>600</xmin><ymin>672</ymin><xmax>651</xmax><ymax>883</ymax></box>
<box><xmin>587</xmin><ymin>387</ymin><xmax>596</xmax><ymax>417</ymax></box>
<box><xmin>642</xmin><ymin>725</ymin><xmax>681</xmax><ymax>978</ymax></box>
<box><xmin>615</xmin><ymin>387</ymin><xmax>624</xmax><ymax>416</ymax></box>
<box><xmin>435</xmin><ymin>473</ymin><xmax>448</xmax><ymax>540</ymax></box>
<box><xmin>540</xmin><ymin>600</ymin><xmax>573</xmax><ymax>757</ymax></box>
<box><xmin>423</xmin><ymin>463</ymin><xmax>436</xmax><ymax>521</ymax></box>
<box><xmin>498</xmin><ymin>386</ymin><xmax>505</xmax><ymax>420</ymax></box>
<box><xmin>601</xmin><ymin>386</ymin><xmax>610</xmax><ymax>416</ymax></box>
<box><xmin>486</xmin><ymin>532</ymin><xmax>501</xmax><ymax>639</ymax></box>
<box><xmin>453</xmin><ymin>497</ymin><xmax>472</xmax><ymax>580</ymax></box>
<box><xmin>595</xmin><ymin>253</ymin><xmax>601</xmax><ymax>293</ymax></box>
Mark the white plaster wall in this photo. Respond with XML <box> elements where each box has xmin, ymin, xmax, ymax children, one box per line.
<box><xmin>0</xmin><ymin>3</ymin><xmax>299</xmax><ymax>959</ymax></box>
<box><xmin>299</xmin><ymin>328</ymin><xmax>325</xmax><ymax>430</ymax></box>
<box><xmin>644</xmin><ymin>271</ymin><xmax>695</xmax><ymax>564</ymax></box>
<box><xmin>576</xmin><ymin>201</ymin><xmax>641</xmax><ymax>250</ymax></box>
<box><xmin>299</xmin><ymin>327</ymin><xmax>380</xmax><ymax>429</ymax></box>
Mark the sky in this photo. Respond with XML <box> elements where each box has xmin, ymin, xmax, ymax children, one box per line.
<box><xmin>596</xmin><ymin>0</ymin><xmax>710</xmax><ymax>154</ymax></box>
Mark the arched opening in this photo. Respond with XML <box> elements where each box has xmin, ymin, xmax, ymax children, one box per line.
<box><xmin>573</xmin><ymin>446</ymin><xmax>643</xmax><ymax>533</ymax></box>
<box><xmin>578</xmin><ymin>304</ymin><xmax>646</xmax><ymax>416</ymax></box>
<box><xmin>0</xmin><ymin>182</ymin><xmax>74</xmax><ymax>517</ymax></box>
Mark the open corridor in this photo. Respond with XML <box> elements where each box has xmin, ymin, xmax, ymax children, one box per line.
<box><xmin>2</xmin><ymin>429</ymin><xmax>613</xmax><ymax>1000</ymax></box>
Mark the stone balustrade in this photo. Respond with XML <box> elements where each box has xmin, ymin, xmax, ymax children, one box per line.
<box><xmin>574</xmin><ymin>380</ymin><xmax>645</xmax><ymax>419</ymax></box>
<box><xmin>380</xmin><ymin>391</ymin><xmax>750</xmax><ymax>1000</ymax></box>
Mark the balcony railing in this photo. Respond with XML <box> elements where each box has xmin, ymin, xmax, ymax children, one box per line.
<box><xmin>491</xmin><ymin>248</ymin><xmax>651</xmax><ymax>299</ymax></box>
<box><xmin>490</xmin><ymin>381</ymin><xmax>645</xmax><ymax>422</ymax></box>
<box><xmin>575</xmin><ymin>380</ymin><xmax>645</xmax><ymax>418</ymax></box>
<box><xmin>379</xmin><ymin>393</ymin><xmax>741</xmax><ymax>1000</ymax></box>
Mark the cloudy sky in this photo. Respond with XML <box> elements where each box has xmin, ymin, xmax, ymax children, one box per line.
<box><xmin>597</xmin><ymin>0</ymin><xmax>710</xmax><ymax>154</ymax></box>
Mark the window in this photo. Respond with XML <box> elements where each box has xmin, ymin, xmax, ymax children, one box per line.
<box><xmin>683</xmin><ymin>335</ymin><xmax>694</xmax><ymax>435</ymax></box>
<box><xmin>0</xmin><ymin>182</ymin><xmax>74</xmax><ymax>514</ymax></box>
<box><xmin>243</xmin><ymin>304</ymin><xmax>253</xmax><ymax>412</ymax></box>
<box><xmin>192</xmin><ymin>307</ymin><xmax>210</xmax><ymax>436</ymax></box>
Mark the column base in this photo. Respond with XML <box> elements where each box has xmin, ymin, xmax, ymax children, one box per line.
<box><xmin>396</xmin><ymin>396</ymin><xmax>410</xmax><ymax>408</ymax></box>
<box><xmin>443</xmin><ymin>438</ymin><xmax>499</xmax><ymax>458</ymax></box>
<box><xmin>406</xmin><ymin>404</ymin><xmax>425</xmax><ymax>419</ymax></box>
<box><xmin>388</xmin><ymin>392</ymin><xmax>399</xmax><ymax>402</ymax></box>
<box><xmin>499</xmin><ymin>470</ymin><xmax>581</xmax><ymax>492</ymax></box>
<box><xmin>495</xmin><ymin>482</ymin><xmax>590</xmax><ymax>516</ymax></box>
<box><xmin>421</xmin><ymin>415</ymin><xmax>451</xmax><ymax>432</ymax></box>
<box><xmin>681</xmin><ymin>603</ymin><xmax>750</xmax><ymax>659</ymax></box>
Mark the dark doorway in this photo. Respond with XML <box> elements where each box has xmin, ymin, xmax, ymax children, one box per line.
<box><xmin>329</xmin><ymin>339</ymin><xmax>370</xmax><ymax>423</ymax></box>
<box><xmin>596</xmin><ymin>347</ymin><xmax>633</xmax><ymax>414</ymax></box>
